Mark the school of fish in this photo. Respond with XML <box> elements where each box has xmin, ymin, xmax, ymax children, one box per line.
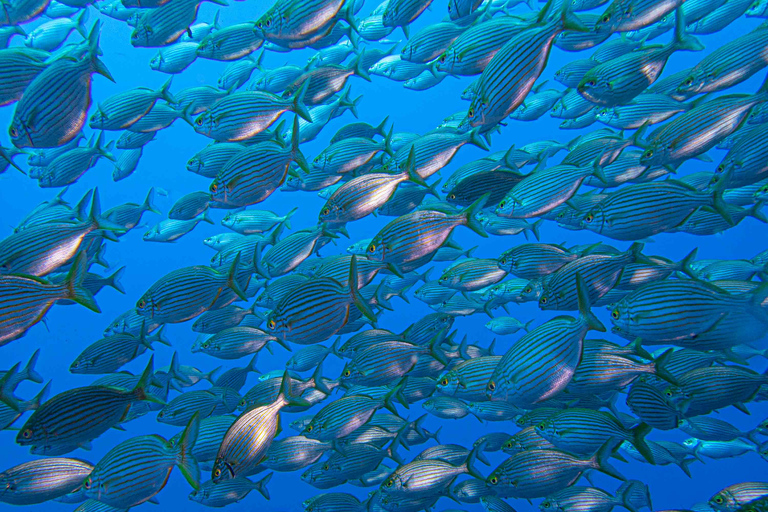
<box><xmin>0</xmin><ymin>0</ymin><xmax>767</xmax><ymax>509</ymax></box>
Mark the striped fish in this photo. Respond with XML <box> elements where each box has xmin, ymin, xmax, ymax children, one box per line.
<box><xmin>436</xmin><ymin>356</ymin><xmax>502</xmax><ymax>401</ymax></box>
<box><xmin>679</xmin><ymin>416</ymin><xmax>756</xmax><ymax>442</ymax></box>
<box><xmin>257</xmin><ymin>225</ymin><xmax>335</xmax><ymax>278</ymax></box>
<box><xmin>674</xmin><ymin>365</ymin><xmax>768</xmax><ymax>416</ymax></box>
<box><xmin>192</xmin><ymin>303</ymin><xmax>258</xmax><ymax>333</ymax></box>
<box><xmin>70</xmin><ymin>325</ymin><xmax>169</xmax><ymax>374</ymax></box>
<box><xmin>131</xmin><ymin>0</ymin><xmax>228</xmax><ymax>47</ymax></box>
<box><xmin>595</xmin><ymin>0</ymin><xmax>683</xmax><ymax>33</ymax></box>
<box><xmin>0</xmin><ymin>458</ymin><xmax>94</xmax><ymax>505</ymax></box>
<box><xmin>262</xmin><ymin>435</ymin><xmax>331</xmax><ymax>472</ymax></box>
<box><xmin>446</xmin><ymin>169</ymin><xmax>523</xmax><ymax>207</ymax></box>
<box><xmin>439</xmin><ymin>258</ymin><xmax>508</xmax><ymax>292</ymax></box>
<box><xmin>367</xmin><ymin>195</ymin><xmax>488</xmax><ymax>266</ymax></box>
<box><xmin>551</xmin><ymin>89</ymin><xmax>596</xmax><ymax>119</ymax></box>
<box><xmin>255</xmin><ymin>273</ymin><xmax>309</xmax><ymax>308</ymax></box>
<box><xmin>213</xmin><ymin>373</ymin><xmax>306</xmax><ymax>481</ymax></box>
<box><xmin>0</xmin><ymin>251</ymin><xmax>99</xmax><ymax>345</ymax></box>
<box><xmin>158</xmin><ymin>387</ymin><xmax>240</xmax><ymax>426</ymax></box>
<box><xmin>609</xmin><ymin>279</ymin><xmax>768</xmax><ymax>350</ymax></box>
<box><xmin>0</xmin><ymin>47</ymin><xmax>48</xmax><ymax>107</ymax></box>
<box><xmin>579</xmin><ymin>10</ymin><xmax>703</xmax><ymax>106</ymax></box>
<box><xmin>210</xmin><ymin>119</ymin><xmax>308</xmax><ymax>208</ymax></box>
<box><xmin>496</xmin><ymin>164</ymin><xmax>596</xmax><ymax>219</ymax></box>
<box><xmin>710</xmin><ymin>483</ymin><xmax>768</xmax><ymax>512</ymax></box>
<box><xmin>714</xmin><ymin>123</ymin><xmax>768</xmax><ymax>188</ymax></box>
<box><xmin>596</xmin><ymin>94</ymin><xmax>696</xmax><ymax>130</ymax></box>
<box><xmin>540</xmin><ymin>485</ymin><xmax>635</xmax><ymax>512</ymax></box>
<box><xmin>116</xmin><ymin>129</ymin><xmax>156</xmax><ymax>149</ymax></box>
<box><xmin>222</xmin><ymin>207</ymin><xmax>296</xmax><ymax>234</ymax></box>
<box><xmin>689</xmin><ymin>0</ymin><xmax>752</xmax><ymax>34</ymax></box>
<box><xmin>502</xmin><ymin>425</ymin><xmax>557</xmax><ymax>455</ymax></box>
<box><xmin>581</xmin><ymin>180</ymin><xmax>733</xmax><ymax>240</ymax></box>
<box><xmin>555</xmin><ymin>58</ymin><xmax>599</xmax><ymax>88</ymax></box>
<box><xmin>10</xmin><ymin>23</ymin><xmax>113</xmax><ymax>149</ymax></box>
<box><xmin>282</xmin><ymin>55</ymin><xmax>371</xmax><ymax>106</ymax></box>
<box><xmin>639</xmin><ymin>78</ymin><xmax>768</xmax><ymax>168</ymax></box>
<box><xmin>403</xmin><ymin>20</ymin><xmax>467</xmax><ymax>64</ymax></box>
<box><xmin>191</xmin><ymin>326</ymin><xmax>281</xmax><ymax>359</ymax></box>
<box><xmin>90</xmin><ymin>77</ymin><xmax>174</xmax><ymax>131</ymax></box>
<box><xmin>627</xmin><ymin>376</ymin><xmax>686</xmax><ymax>430</ymax></box>
<box><xmin>414</xmin><ymin>280</ymin><xmax>458</xmax><ymax>305</ymax></box>
<box><xmin>187</xmin><ymin>143</ymin><xmax>244</xmax><ymax>178</ymax></box>
<box><xmin>301</xmin><ymin>391</ymin><xmax>399</xmax><ymax>442</ymax></box>
<box><xmin>486</xmin><ymin>443</ymin><xmax>624</xmax><ymax>498</ymax></box>
<box><xmin>497</xmin><ymin>243</ymin><xmax>577</xmax><ymax>279</ymax></box>
<box><xmin>17</xmin><ymin>357</ymin><xmax>162</xmax><ymax>455</ymax></box>
<box><xmin>286</xmin><ymin>344</ymin><xmax>334</xmax><ymax>372</ymax></box>
<box><xmin>251</xmin><ymin>64</ymin><xmax>308</xmax><ymax>93</ymax></box>
<box><xmin>313</xmin><ymin>130</ymin><xmax>393</xmax><ymax>176</ymax></box>
<box><xmin>487</xmin><ymin>275</ymin><xmax>605</xmax><ymax>407</ymax></box>
<box><xmin>538</xmin><ymin>242</ymin><xmax>645</xmax><ymax>310</ymax></box>
<box><xmin>194</xmin><ymin>85</ymin><xmax>310</xmax><ymax>142</ymax></box>
<box><xmin>169</xmin><ymin>415</ymin><xmax>236</xmax><ymax>465</ymax></box>
<box><xmin>677</xmin><ymin>23</ymin><xmax>768</xmax><ymax>96</ymax></box>
<box><xmin>190</xmin><ymin>473</ymin><xmax>271</xmax><ymax>507</ymax></box>
<box><xmin>466</xmin><ymin>1</ymin><xmax>586</xmax><ymax>129</ymax></box>
<box><xmin>341</xmin><ymin>339</ymin><xmax>442</xmax><ymax>386</ymax></box>
<box><xmin>84</xmin><ymin>415</ymin><xmax>200</xmax><ymax>508</ymax></box>
<box><xmin>149</xmin><ymin>41</ymin><xmax>199</xmax><ymax>73</ymax></box>
<box><xmin>135</xmin><ymin>255</ymin><xmax>247</xmax><ymax>325</ymax></box>
<box><xmin>535</xmin><ymin>408</ymin><xmax>653</xmax><ymax>462</ymax></box>
<box><xmin>197</xmin><ymin>22</ymin><xmax>263</xmax><ymax>61</ymax></box>
<box><xmin>435</xmin><ymin>16</ymin><xmax>529</xmax><ymax>76</ymax></box>
<box><xmin>266</xmin><ymin>257</ymin><xmax>376</xmax><ymax>345</ymax></box>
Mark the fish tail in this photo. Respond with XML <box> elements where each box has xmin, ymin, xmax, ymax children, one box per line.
<box><xmin>106</xmin><ymin>266</ymin><xmax>126</xmax><ymax>294</ymax></box>
<box><xmin>252</xmin><ymin>472</ymin><xmax>273</xmax><ymax>500</ymax></box>
<box><xmin>561</xmin><ymin>3</ymin><xmax>588</xmax><ymax>32</ymax></box>
<box><xmin>468</xmin><ymin>127</ymin><xmax>490</xmax><ymax>151</ymax></box>
<box><xmin>282</xmin><ymin>206</ymin><xmax>299</xmax><ymax>230</ymax></box>
<box><xmin>277</xmin><ymin>371</ymin><xmax>311</xmax><ymax>407</ymax></box>
<box><xmin>253</xmin><ymin>242</ymin><xmax>270</xmax><ymax>279</ymax></box>
<box><xmin>290</xmin><ymin>116</ymin><xmax>310</xmax><ymax>173</ymax></box>
<box><xmin>64</xmin><ymin>252</ymin><xmax>100</xmax><ymax>313</ymax></box>
<box><xmin>428</xmin><ymin>328</ymin><xmax>449</xmax><ymax>365</ymax></box>
<box><xmin>133</xmin><ymin>355</ymin><xmax>165</xmax><ymax>405</ymax></box>
<box><xmin>311</xmin><ymin>363</ymin><xmax>330</xmax><ymax>394</ymax></box>
<box><xmin>422</xmin><ymin>176</ymin><xmax>442</xmax><ymax>199</ymax></box>
<box><xmin>746</xmin><ymin>202</ymin><xmax>767</xmax><ymax>223</ymax></box>
<box><xmin>375</xmin><ymin>116</ymin><xmax>389</xmax><ymax>138</ymax></box>
<box><xmin>150</xmin><ymin>325</ymin><xmax>171</xmax><ymax>347</ymax></box>
<box><xmin>176</xmin><ymin>413</ymin><xmax>201</xmax><ymax>491</ymax></box>
<box><xmin>159</xmin><ymin>76</ymin><xmax>175</xmax><ymax>104</ymax></box>
<box><xmin>651</xmin><ymin>348</ymin><xmax>679</xmax><ymax>385</ymax></box>
<box><xmin>711</xmin><ymin>177</ymin><xmax>735</xmax><ymax>226</ymax></box>
<box><xmin>576</xmin><ymin>272</ymin><xmax>606</xmax><ymax>332</ymax></box>
<box><xmin>630</xmin><ymin>422</ymin><xmax>655</xmax><ymax>465</ymax></box>
<box><xmin>21</xmin><ymin>349</ymin><xmax>43</xmax><ymax>384</ymax></box>
<box><xmin>465</xmin><ymin>440</ymin><xmax>486</xmax><ymax>480</ymax></box>
<box><xmin>383</xmin><ymin>380</ymin><xmax>409</xmax><ymax>413</ymax></box>
<box><xmin>626</xmin><ymin>337</ymin><xmax>653</xmax><ymax>361</ymax></box>
<box><xmin>677</xmin><ymin>247</ymin><xmax>699</xmax><ymax>278</ymax></box>
<box><xmin>383</xmin><ymin>125</ymin><xmax>395</xmax><ymax>156</ymax></box>
<box><xmin>530</xmin><ymin>219</ymin><xmax>544</xmax><ymax>241</ymax></box>
<box><xmin>226</xmin><ymin>252</ymin><xmax>247</xmax><ymax>301</ymax></box>
<box><xmin>0</xmin><ymin>364</ymin><xmax>20</xmax><ymax>412</ymax></box>
<box><xmin>463</xmin><ymin>193</ymin><xmax>490</xmax><ymax>238</ymax></box>
<box><xmin>75</xmin><ymin>8</ymin><xmax>89</xmax><ymax>38</ymax></box>
<box><xmin>0</xmin><ymin>147</ymin><xmax>23</xmax><ymax>174</ymax></box>
<box><xmin>616</xmin><ymin>480</ymin><xmax>648</xmax><ymax>512</ymax></box>
<box><xmin>678</xmin><ymin>458</ymin><xmax>694</xmax><ymax>478</ymax></box>
<box><xmin>349</xmin><ymin>255</ymin><xmax>377</xmax><ymax>323</ymax></box>
<box><xmin>593</xmin><ymin>440</ymin><xmax>626</xmax><ymax>481</ymax></box>
<box><xmin>673</xmin><ymin>6</ymin><xmax>704</xmax><ymax>51</ymax></box>
<box><xmin>142</xmin><ymin>187</ymin><xmax>161</xmax><ymax>215</ymax></box>
<box><xmin>28</xmin><ymin>380</ymin><xmax>50</xmax><ymax>412</ymax></box>
<box><xmin>169</xmin><ymin>351</ymin><xmax>193</xmax><ymax>385</ymax></box>
<box><xmin>246</xmin><ymin>353</ymin><xmax>259</xmax><ymax>373</ymax></box>
<box><xmin>291</xmin><ymin>82</ymin><xmax>313</xmax><ymax>123</ymax></box>
<box><xmin>87</xmin><ymin>21</ymin><xmax>114</xmax><ymax>82</ymax></box>
<box><xmin>338</xmin><ymin>1</ymin><xmax>359</xmax><ymax>33</ymax></box>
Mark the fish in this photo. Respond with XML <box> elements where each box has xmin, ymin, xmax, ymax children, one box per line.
<box><xmin>0</xmin><ymin>457</ymin><xmax>94</xmax><ymax>505</ymax></box>
<box><xmin>90</xmin><ymin>77</ymin><xmax>174</xmax><ymax>130</ymax></box>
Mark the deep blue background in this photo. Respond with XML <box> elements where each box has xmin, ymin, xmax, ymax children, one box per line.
<box><xmin>1</xmin><ymin>0</ymin><xmax>767</xmax><ymax>510</ymax></box>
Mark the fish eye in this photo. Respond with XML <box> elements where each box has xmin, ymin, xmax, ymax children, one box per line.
<box><xmin>468</xmin><ymin>108</ymin><xmax>474</xmax><ymax>118</ymax></box>
<box><xmin>9</xmin><ymin>127</ymin><xmax>17</xmax><ymax>137</ymax></box>
<box><xmin>322</xmin><ymin>463</ymin><xmax>329</xmax><ymax>470</ymax></box>
<box><xmin>601</xmin><ymin>14</ymin><xmax>610</xmax><ymax>23</ymax></box>
<box><xmin>448</xmin><ymin>194</ymin><xmax>455</xmax><ymax>200</ymax></box>
<box><xmin>385</xmin><ymin>478</ymin><xmax>394</xmax><ymax>487</ymax></box>
<box><xmin>585</xmin><ymin>80</ymin><xmax>596</xmax><ymax>87</ymax></box>
<box><xmin>499</xmin><ymin>258</ymin><xmax>506</xmax><ymax>265</ymax></box>
<box><xmin>138</xmin><ymin>299</ymin><xmax>146</xmax><ymax>309</ymax></box>
<box><xmin>265</xmin><ymin>18</ymin><xmax>271</xmax><ymax>27</ymax></box>
<box><xmin>21</xmin><ymin>429</ymin><xmax>32</xmax><ymax>439</ymax></box>
<box><xmin>368</xmin><ymin>244</ymin><xmax>376</xmax><ymax>253</ymax></box>
<box><xmin>439</xmin><ymin>55</ymin><xmax>446</xmax><ymax>63</ymax></box>
<box><xmin>714</xmin><ymin>497</ymin><xmax>724</xmax><ymax>504</ymax></box>
<box><xmin>684</xmin><ymin>77</ymin><xmax>694</xmax><ymax>86</ymax></box>
<box><xmin>489</xmin><ymin>476</ymin><xmax>499</xmax><ymax>485</ymax></box>
<box><xmin>321</xmin><ymin>207</ymin><xmax>330</xmax><ymax>216</ymax></box>
<box><xmin>83</xmin><ymin>477</ymin><xmax>92</xmax><ymax>489</ymax></box>
<box><xmin>214</xmin><ymin>468</ymin><xmax>221</xmax><ymax>478</ymax></box>
<box><xmin>524</xmin><ymin>286</ymin><xmax>532</xmax><ymax>293</ymax></box>
<box><xmin>343</xmin><ymin>369</ymin><xmax>351</xmax><ymax>377</ymax></box>
<box><xmin>487</xmin><ymin>381</ymin><xmax>496</xmax><ymax>391</ymax></box>
<box><xmin>195</xmin><ymin>117</ymin><xmax>203</xmax><ymax>126</ymax></box>
<box><xmin>306</xmin><ymin>424</ymin><xmax>313</xmax><ymax>432</ymax></box>
<box><xmin>611</xmin><ymin>309</ymin><xmax>619</xmax><ymax>319</ymax></box>
<box><xmin>540</xmin><ymin>296</ymin><xmax>548</xmax><ymax>304</ymax></box>
<box><xmin>267</xmin><ymin>320</ymin><xmax>276</xmax><ymax>330</ymax></box>
<box><xmin>440</xmin><ymin>378</ymin><xmax>449</xmax><ymax>386</ymax></box>
<box><xmin>585</xmin><ymin>214</ymin><xmax>594</xmax><ymax>223</ymax></box>
<box><xmin>665</xmin><ymin>389</ymin><xmax>673</xmax><ymax>397</ymax></box>
<box><xmin>643</xmin><ymin>149</ymin><xmax>654</xmax><ymax>158</ymax></box>
<box><xmin>542</xmin><ymin>502</ymin><xmax>551</xmax><ymax>508</ymax></box>
<box><xmin>210</xmin><ymin>183</ymin><xmax>218</xmax><ymax>193</ymax></box>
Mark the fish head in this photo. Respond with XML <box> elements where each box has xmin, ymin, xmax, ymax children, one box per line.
<box><xmin>135</xmin><ymin>293</ymin><xmax>155</xmax><ymax>317</ymax></box>
<box><xmin>82</xmin><ymin>473</ymin><xmax>105</xmax><ymax>500</ymax></box>
<box><xmin>265</xmin><ymin>313</ymin><xmax>287</xmax><ymax>338</ymax></box>
<box><xmin>211</xmin><ymin>457</ymin><xmax>235</xmax><ymax>483</ymax></box>
<box><xmin>149</xmin><ymin>53</ymin><xmax>162</xmax><ymax>70</ymax></box>
<box><xmin>209</xmin><ymin>179</ymin><xmax>228</xmax><ymax>204</ymax></box>
<box><xmin>435</xmin><ymin>370</ymin><xmax>459</xmax><ymax>395</ymax></box>
<box><xmin>710</xmin><ymin>490</ymin><xmax>739</xmax><ymax>511</ymax></box>
<box><xmin>301</xmin><ymin>419</ymin><xmax>323</xmax><ymax>439</ymax></box>
<box><xmin>318</xmin><ymin>201</ymin><xmax>342</xmax><ymax>224</ymax></box>
<box><xmin>594</xmin><ymin>107</ymin><xmax>615</xmax><ymax>124</ymax></box>
<box><xmin>639</xmin><ymin>142</ymin><xmax>666</xmax><ymax>167</ymax></box>
<box><xmin>379</xmin><ymin>471</ymin><xmax>406</xmax><ymax>495</ymax></box>
<box><xmin>339</xmin><ymin>362</ymin><xmax>361</xmax><ymax>383</ymax></box>
<box><xmin>580</xmin><ymin>207</ymin><xmax>604</xmax><ymax>233</ymax></box>
<box><xmin>520</xmin><ymin>280</ymin><xmax>542</xmax><ymax>302</ymax></box>
<box><xmin>69</xmin><ymin>357</ymin><xmax>92</xmax><ymax>373</ymax></box>
<box><xmin>254</xmin><ymin>8</ymin><xmax>280</xmax><ymax>38</ymax></box>
<box><xmin>366</xmin><ymin>238</ymin><xmax>386</xmax><ymax>261</ymax></box>
<box><xmin>186</xmin><ymin>156</ymin><xmax>203</xmax><ymax>173</ymax></box>
<box><xmin>682</xmin><ymin>438</ymin><xmax>700</xmax><ymax>453</ymax></box>
<box><xmin>533</xmin><ymin>418</ymin><xmax>557</xmax><ymax>440</ymax></box>
<box><xmin>537</xmin><ymin>288</ymin><xmax>559</xmax><ymax>310</ymax></box>
<box><xmin>88</xmin><ymin>108</ymin><xmax>107</xmax><ymax>130</ymax></box>
<box><xmin>577</xmin><ymin>74</ymin><xmax>610</xmax><ymax>104</ymax></box>
<box><xmin>8</xmin><ymin>117</ymin><xmax>33</xmax><ymax>149</ymax></box>
<box><xmin>466</xmin><ymin>97</ymin><xmax>488</xmax><ymax>128</ymax></box>
<box><xmin>593</xmin><ymin>4</ymin><xmax>620</xmax><ymax>35</ymax></box>
<box><xmin>130</xmin><ymin>23</ymin><xmax>152</xmax><ymax>47</ymax></box>
<box><xmin>188</xmin><ymin>484</ymin><xmax>209</xmax><ymax>503</ymax></box>
<box><xmin>676</xmin><ymin>71</ymin><xmax>706</xmax><ymax>96</ymax></box>
<box><xmin>494</xmin><ymin>195</ymin><xmax>517</xmax><ymax>217</ymax></box>
<box><xmin>607</xmin><ymin>300</ymin><xmax>630</xmax><ymax>329</ymax></box>
<box><xmin>192</xmin><ymin>111</ymin><xmax>213</xmax><ymax>136</ymax></box>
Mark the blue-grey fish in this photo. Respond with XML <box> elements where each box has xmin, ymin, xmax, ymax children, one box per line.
<box><xmin>24</xmin><ymin>9</ymin><xmax>88</xmax><ymax>52</ymax></box>
<box><xmin>143</xmin><ymin>211</ymin><xmax>213</xmax><ymax>242</ymax></box>
<box><xmin>595</xmin><ymin>0</ymin><xmax>683</xmax><ymax>33</ymax></box>
<box><xmin>197</xmin><ymin>22</ymin><xmax>263</xmax><ymax>61</ymax></box>
<box><xmin>222</xmin><ymin>207</ymin><xmax>297</xmax><ymax>234</ymax></box>
<box><xmin>189</xmin><ymin>473</ymin><xmax>272</xmax><ymax>507</ymax></box>
<box><xmin>131</xmin><ymin>0</ymin><xmax>228</xmax><ymax>47</ymax></box>
<box><xmin>90</xmin><ymin>77</ymin><xmax>174</xmax><ymax>131</ymax></box>
<box><xmin>0</xmin><ymin>457</ymin><xmax>94</xmax><ymax>505</ymax></box>
<box><xmin>10</xmin><ymin>23</ymin><xmax>113</xmax><ymax>149</ymax></box>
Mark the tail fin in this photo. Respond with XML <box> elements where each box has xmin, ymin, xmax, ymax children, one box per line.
<box><xmin>468</xmin><ymin>127</ymin><xmax>490</xmax><ymax>151</ymax></box>
<box><xmin>142</xmin><ymin>187</ymin><xmax>160</xmax><ymax>215</ymax></box>
<box><xmin>677</xmin><ymin>247</ymin><xmax>698</xmax><ymax>278</ymax></box>
<box><xmin>106</xmin><ymin>266</ymin><xmax>126</xmax><ymax>294</ymax></box>
<box><xmin>159</xmin><ymin>76</ymin><xmax>175</xmax><ymax>103</ymax></box>
<box><xmin>349</xmin><ymin>256</ymin><xmax>377</xmax><ymax>323</ymax></box>
<box><xmin>311</xmin><ymin>363</ymin><xmax>330</xmax><ymax>394</ymax></box>
<box><xmin>350</xmin><ymin>50</ymin><xmax>371</xmax><ymax>82</ymax></box>
<box><xmin>169</xmin><ymin>351</ymin><xmax>193</xmax><ymax>386</ymax></box>
<box><xmin>21</xmin><ymin>349</ymin><xmax>43</xmax><ymax>385</ymax></box>
<box><xmin>465</xmin><ymin>440</ymin><xmax>486</xmax><ymax>480</ymax></box>
<box><xmin>277</xmin><ymin>371</ymin><xmax>311</xmax><ymax>408</ymax></box>
<box><xmin>290</xmin><ymin>116</ymin><xmax>309</xmax><ymax>173</ymax></box>
<box><xmin>282</xmin><ymin>206</ymin><xmax>298</xmax><ymax>230</ymax></box>
<box><xmin>252</xmin><ymin>472</ymin><xmax>273</xmax><ymax>500</ymax></box>
<box><xmin>149</xmin><ymin>325</ymin><xmax>171</xmax><ymax>347</ymax></box>
<box><xmin>0</xmin><ymin>364</ymin><xmax>20</xmax><ymax>412</ymax></box>
<box><xmin>90</xmin><ymin>188</ymin><xmax>126</xmax><ymax>233</ymax></box>
<box><xmin>26</xmin><ymin>380</ymin><xmax>50</xmax><ymax>412</ymax></box>
<box><xmin>76</xmin><ymin>8</ymin><xmax>90</xmax><ymax>38</ymax></box>
<box><xmin>576</xmin><ymin>272</ymin><xmax>606</xmax><ymax>332</ymax></box>
<box><xmin>616</xmin><ymin>479</ymin><xmax>653</xmax><ymax>512</ymax></box>
<box><xmin>711</xmin><ymin>177</ymin><xmax>735</xmax><ymax>226</ymax></box>
<box><xmin>291</xmin><ymin>82</ymin><xmax>313</xmax><ymax>123</ymax></box>
<box><xmin>652</xmin><ymin>348</ymin><xmax>679</xmax><ymax>385</ymax></box>
<box><xmin>672</xmin><ymin>7</ymin><xmax>704</xmax><ymax>51</ymax></box>
<box><xmin>87</xmin><ymin>21</ymin><xmax>114</xmax><ymax>81</ymax></box>
<box><xmin>226</xmin><ymin>253</ymin><xmax>247</xmax><ymax>301</ymax></box>
<box><xmin>593</xmin><ymin>440</ymin><xmax>626</xmax><ymax>481</ymax></box>
<box><xmin>132</xmin><ymin>356</ymin><xmax>165</xmax><ymax>405</ymax></box>
<box><xmin>463</xmin><ymin>193</ymin><xmax>489</xmax><ymax>238</ymax></box>
<box><xmin>63</xmin><ymin>252</ymin><xmax>100</xmax><ymax>313</ymax></box>
<box><xmin>630</xmin><ymin>422</ymin><xmax>655</xmax><ymax>465</ymax></box>
<box><xmin>176</xmin><ymin>413</ymin><xmax>201</xmax><ymax>491</ymax></box>
<box><xmin>375</xmin><ymin>116</ymin><xmax>389</xmax><ymax>138</ymax></box>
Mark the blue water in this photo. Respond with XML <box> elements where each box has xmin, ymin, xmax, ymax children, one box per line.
<box><xmin>1</xmin><ymin>1</ymin><xmax>768</xmax><ymax>511</ymax></box>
